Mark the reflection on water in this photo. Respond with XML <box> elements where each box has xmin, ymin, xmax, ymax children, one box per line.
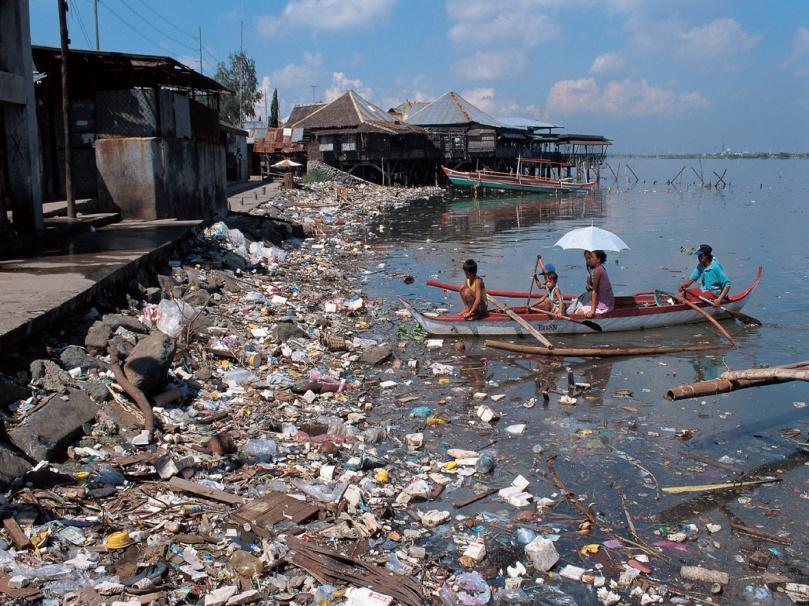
<box><xmin>363</xmin><ymin>158</ymin><xmax>809</xmax><ymax>593</ymax></box>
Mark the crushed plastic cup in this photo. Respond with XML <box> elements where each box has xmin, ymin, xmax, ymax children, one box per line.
<box><xmin>439</xmin><ymin>571</ymin><xmax>491</xmax><ymax>606</ymax></box>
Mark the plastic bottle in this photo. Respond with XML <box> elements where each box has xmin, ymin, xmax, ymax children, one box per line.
<box><xmin>242</xmin><ymin>438</ymin><xmax>278</xmax><ymax>463</ymax></box>
<box><xmin>476</xmin><ymin>453</ymin><xmax>495</xmax><ymax>474</ymax></box>
<box><xmin>515</xmin><ymin>528</ymin><xmax>538</xmax><ymax>545</ymax></box>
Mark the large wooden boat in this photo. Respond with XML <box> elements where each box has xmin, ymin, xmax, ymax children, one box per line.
<box><xmin>442</xmin><ymin>161</ymin><xmax>596</xmax><ymax>195</ymax></box>
<box><xmin>406</xmin><ymin>268</ymin><xmax>762</xmax><ymax>336</ymax></box>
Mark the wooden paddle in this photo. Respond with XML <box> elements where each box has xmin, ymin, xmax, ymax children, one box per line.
<box><xmin>694</xmin><ymin>295</ymin><xmax>762</xmax><ymax>326</ymax></box>
<box><xmin>547</xmin><ymin>311</ymin><xmax>603</xmax><ymax>332</ymax></box>
<box><xmin>487</xmin><ymin>294</ymin><xmax>554</xmax><ymax>349</ymax></box>
<box><xmin>656</xmin><ymin>290</ymin><xmax>737</xmax><ymax>349</ymax></box>
<box><xmin>536</xmin><ymin>255</ymin><xmax>602</xmax><ymax>332</ymax></box>
<box><xmin>525</xmin><ymin>255</ymin><xmax>541</xmax><ymax>307</ymax></box>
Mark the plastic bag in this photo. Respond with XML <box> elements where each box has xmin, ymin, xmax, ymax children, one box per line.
<box><xmin>291</xmin><ymin>479</ymin><xmax>348</xmax><ymax>503</ymax></box>
<box><xmin>222</xmin><ymin>367</ymin><xmax>259</xmax><ymax>386</ymax></box>
<box><xmin>156</xmin><ymin>299</ymin><xmax>197</xmax><ymax>338</ymax></box>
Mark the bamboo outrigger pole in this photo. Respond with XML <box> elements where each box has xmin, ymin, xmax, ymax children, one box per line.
<box><xmin>485</xmin><ymin>339</ymin><xmax>720</xmax><ymax>358</ymax></box>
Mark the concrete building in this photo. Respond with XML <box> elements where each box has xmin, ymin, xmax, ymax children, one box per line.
<box><xmin>0</xmin><ymin>0</ymin><xmax>42</xmax><ymax>233</ymax></box>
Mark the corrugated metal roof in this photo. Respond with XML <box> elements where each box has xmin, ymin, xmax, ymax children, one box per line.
<box><xmin>405</xmin><ymin>91</ymin><xmax>505</xmax><ymax>128</ymax></box>
<box><xmin>498</xmin><ymin>116</ymin><xmax>562</xmax><ymax>130</ymax></box>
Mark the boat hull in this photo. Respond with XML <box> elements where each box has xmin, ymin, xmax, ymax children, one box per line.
<box><xmin>408</xmin><ymin>267</ymin><xmax>762</xmax><ymax>336</ymax></box>
<box><xmin>408</xmin><ymin>302</ymin><xmax>749</xmax><ymax>336</ymax></box>
<box><xmin>442</xmin><ymin>166</ymin><xmax>595</xmax><ymax>194</ymax></box>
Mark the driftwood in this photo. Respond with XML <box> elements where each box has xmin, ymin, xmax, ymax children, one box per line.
<box><xmin>667</xmin><ymin>359</ymin><xmax>809</xmax><ymax>400</ymax></box>
<box><xmin>661</xmin><ymin>478</ymin><xmax>780</xmax><ymax>495</ymax></box>
<box><xmin>486</xmin><ymin>339</ymin><xmax>720</xmax><ymax>357</ymax></box>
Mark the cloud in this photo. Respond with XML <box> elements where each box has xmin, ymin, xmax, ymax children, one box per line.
<box><xmin>447</xmin><ymin>4</ymin><xmax>559</xmax><ymax>47</ymax></box>
<box><xmin>257</xmin><ymin>0</ymin><xmax>396</xmax><ymax>37</ymax></box>
<box><xmin>460</xmin><ymin>87</ymin><xmax>497</xmax><ymax>113</ymax></box>
<box><xmin>590</xmin><ymin>52</ymin><xmax>626</xmax><ymax>76</ymax></box>
<box><xmin>454</xmin><ymin>50</ymin><xmax>526</xmax><ymax>80</ymax></box>
<box><xmin>547</xmin><ymin>77</ymin><xmax>708</xmax><ymax>116</ymax></box>
<box><xmin>267</xmin><ymin>52</ymin><xmax>323</xmax><ymax>93</ymax></box>
<box><xmin>783</xmin><ymin>27</ymin><xmax>809</xmax><ymax>76</ymax></box>
<box><xmin>446</xmin><ymin>0</ymin><xmax>561</xmax><ymax>81</ymax></box>
<box><xmin>460</xmin><ymin>87</ymin><xmax>544</xmax><ymax>120</ymax></box>
<box><xmin>674</xmin><ymin>18</ymin><xmax>760</xmax><ymax>64</ymax></box>
<box><xmin>325</xmin><ymin>72</ymin><xmax>373</xmax><ymax>101</ymax></box>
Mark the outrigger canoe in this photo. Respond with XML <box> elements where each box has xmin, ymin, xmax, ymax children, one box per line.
<box><xmin>406</xmin><ymin>268</ymin><xmax>762</xmax><ymax>336</ymax></box>
<box><xmin>442</xmin><ymin>166</ymin><xmax>596</xmax><ymax>195</ymax></box>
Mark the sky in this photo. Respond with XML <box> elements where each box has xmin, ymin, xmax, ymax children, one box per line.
<box><xmin>28</xmin><ymin>0</ymin><xmax>809</xmax><ymax>153</ymax></box>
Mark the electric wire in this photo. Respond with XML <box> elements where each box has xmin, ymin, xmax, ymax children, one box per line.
<box><xmin>134</xmin><ymin>0</ymin><xmax>197</xmax><ymax>41</ymax></box>
<box><xmin>70</xmin><ymin>0</ymin><xmax>93</xmax><ymax>48</ymax></box>
<box><xmin>117</xmin><ymin>1</ymin><xmax>198</xmax><ymax>53</ymax></box>
<box><xmin>98</xmin><ymin>0</ymin><xmax>178</xmax><ymax>58</ymax></box>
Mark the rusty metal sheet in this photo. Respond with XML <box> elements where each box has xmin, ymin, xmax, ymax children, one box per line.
<box><xmin>287</xmin><ymin>536</ymin><xmax>423</xmax><ymax>606</ymax></box>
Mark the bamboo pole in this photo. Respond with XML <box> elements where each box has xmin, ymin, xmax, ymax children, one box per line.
<box><xmin>660</xmin><ymin>291</ymin><xmax>736</xmax><ymax>348</ymax></box>
<box><xmin>487</xmin><ymin>295</ymin><xmax>554</xmax><ymax>349</ymax></box>
<box><xmin>721</xmin><ymin>368</ymin><xmax>809</xmax><ymax>381</ymax></box>
<box><xmin>485</xmin><ymin>339</ymin><xmax>720</xmax><ymax>357</ymax></box>
<box><xmin>666</xmin><ymin>360</ymin><xmax>809</xmax><ymax>400</ymax></box>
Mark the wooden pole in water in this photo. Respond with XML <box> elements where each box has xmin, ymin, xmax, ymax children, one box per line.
<box><xmin>486</xmin><ymin>339</ymin><xmax>721</xmax><ymax>357</ymax></box>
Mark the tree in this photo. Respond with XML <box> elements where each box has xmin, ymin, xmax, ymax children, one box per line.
<box><xmin>270</xmin><ymin>88</ymin><xmax>279</xmax><ymax>127</ymax></box>
<box><xmin>213</xmin><ymin>51</ymin><xmax>261</xmax><ymax>125</ymax></box>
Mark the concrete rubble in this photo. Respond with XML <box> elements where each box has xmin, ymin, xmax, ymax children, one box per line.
<box><xmin>0</xmin><ymin>172</ymin><xmax>805</xmax><ymax>605</ymax></box>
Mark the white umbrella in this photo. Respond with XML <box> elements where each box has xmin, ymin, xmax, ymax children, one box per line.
<box><xmin>554</xmin><ymin>226</ymin><xmax>629</xmax><ymax>252</ymax></box>
<box><xmin>272</xmin><ymin>159</ymin><xmax>302</xmax><ymax>168</ymax></box>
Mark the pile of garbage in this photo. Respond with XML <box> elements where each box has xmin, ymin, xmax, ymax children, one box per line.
<box><xmin>0</xmin><ymin>173</ymin><xmax>807</xmax><ymax>606</ymax></box>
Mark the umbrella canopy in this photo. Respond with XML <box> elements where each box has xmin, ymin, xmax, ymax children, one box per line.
<box><xmin>554</xmin><ymin>226</ymin><xmax>629</xmax><ymax>252</ymax></box>
<box><xmin>272</xmin><ymin>159</ymin><xmax>302</xmax><ymax>168</ymax></box>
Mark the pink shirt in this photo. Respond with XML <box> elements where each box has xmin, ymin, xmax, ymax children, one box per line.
<box><xmin>592</xmin><ymin>265</ymin><xmax>614</xmax><ymax>311</ymax></box>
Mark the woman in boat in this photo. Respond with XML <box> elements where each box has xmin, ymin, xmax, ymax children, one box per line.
<box><xmin>460</xmin><ymin>259</ymin><xmax>488</xmax><ymax>320</ymax></box>
<box><xmin>569</xmin><ymin>250</ymin><xmax>614</xmax><ymax>318</ymax></box>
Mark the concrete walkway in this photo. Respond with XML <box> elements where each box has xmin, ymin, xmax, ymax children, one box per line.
<box><xmin>0</xmin><ymin>219</ymin><xmax>201</xmax><ymax>349</ymax></box>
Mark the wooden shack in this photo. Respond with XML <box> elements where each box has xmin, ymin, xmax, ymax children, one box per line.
<box><xmin>289</xmin><ymin>91</ymin><xmax>439</xmax><ymax>185</ymax></box>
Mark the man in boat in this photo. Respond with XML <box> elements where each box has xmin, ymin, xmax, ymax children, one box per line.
<box><xmin>460</xmin><ymin>259</ymin><xmax>488</xmax><ymax>320</ymax></box>
<box><xmin>678</xmin><ymin>244</ymin><xmax>730</xmax><ymax>306</ymax></box>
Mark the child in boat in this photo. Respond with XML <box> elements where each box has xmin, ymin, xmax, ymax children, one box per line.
<box><xmin>460</xmin><ymin>259</ymin><xmax>488</xmax><ymax>320</ymax></box>
<box><xmin>529</xmin><ymin>266</ymin><xmax>563</xmax><ymax>316</ymax></box>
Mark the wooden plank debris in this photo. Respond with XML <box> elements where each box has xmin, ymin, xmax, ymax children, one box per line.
<box><xmin>168</xmin><ymin>477</ymin><xmax>244</xmax><ymax>505</ymax></box>
<box><xmin>0</xmin><ymin>573</ymin><xmax>41</xmax><ymax>601</ymax></box>
<box><xmin>1</xmin><ymin>516</ymin><xmax>30</xmax><ymax>550</ymax></box>
<box><xmin>287</xmin><ymin>536</ymin><xmax>423</xmax><ymax>606</ymax></box>
<box><xmin>231</xmin><ymin>492</ymin><xmax>320</xmax><ymax>537</ymax></box>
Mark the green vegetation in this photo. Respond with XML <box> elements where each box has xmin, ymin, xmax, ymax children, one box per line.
<box><xmin>213</xmin><ymin>51</ymin><xmax>262</xmax><ymax>125</ymax></box>
<box><xmin>613</xmin><ymin>151</ymin><xmax>809</xmax><ymax>160</ymax></box>
<box><xmin>302</xmin><ymin>168</ymin><xmax>331</xmax><ymax>184</ymax></box>
<box><xmin>270</xmin><ymin>88</ymin><xmax>279</xmax><ymax>128</ymax></box>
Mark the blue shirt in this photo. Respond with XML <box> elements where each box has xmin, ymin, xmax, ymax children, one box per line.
<box><xmin>689</xmin><ymin>259</ymin><xmax>730</xmax><ymax>294</ymax></box>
